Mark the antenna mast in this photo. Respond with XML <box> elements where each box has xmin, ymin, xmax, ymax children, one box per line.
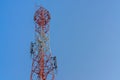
<box><xmin>30</xmin><ymin>1</ymin><xmax>57</xmax><ymax>80</ymax></box>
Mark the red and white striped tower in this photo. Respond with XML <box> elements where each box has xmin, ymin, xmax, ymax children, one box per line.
<box><xmin>30</xmin><ymin>5</ymin><xmax>57</xmax><ymax>80</ymax></box>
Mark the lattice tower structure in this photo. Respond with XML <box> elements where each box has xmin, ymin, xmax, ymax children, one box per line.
<box><xmin>30</xmin><ymin>6</ymin><xmax>57</xmax><ymax>80</ymax></box>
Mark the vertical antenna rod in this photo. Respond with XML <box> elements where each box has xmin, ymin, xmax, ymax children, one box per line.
<box><xmin>30</xmin><ymin>2</ymin><xmax>57</xmax><ymax>80</ymax></box>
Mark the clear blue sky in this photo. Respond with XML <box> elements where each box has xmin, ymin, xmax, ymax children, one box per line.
<box><xmin>0</xmin><ymin>0</ymin><xmax>120</xmax><ymax>80</ymax></box>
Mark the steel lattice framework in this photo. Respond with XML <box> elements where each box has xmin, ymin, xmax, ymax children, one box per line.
<box><xmin>30</xmin><ymin>6</ymin><xmax>57</xmax><ymax>80</ymax></box>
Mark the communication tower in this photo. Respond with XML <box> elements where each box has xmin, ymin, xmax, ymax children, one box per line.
<box><xmin>30</xmin><ymin>2</ymin><xmax>57</xmax><ymax>80</ymax></box>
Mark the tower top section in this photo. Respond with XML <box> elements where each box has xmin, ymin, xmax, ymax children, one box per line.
<box><xmin>34</xmin><ymin>6</ymin><xmax>51</xmax><ymax>27</ymax></box>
